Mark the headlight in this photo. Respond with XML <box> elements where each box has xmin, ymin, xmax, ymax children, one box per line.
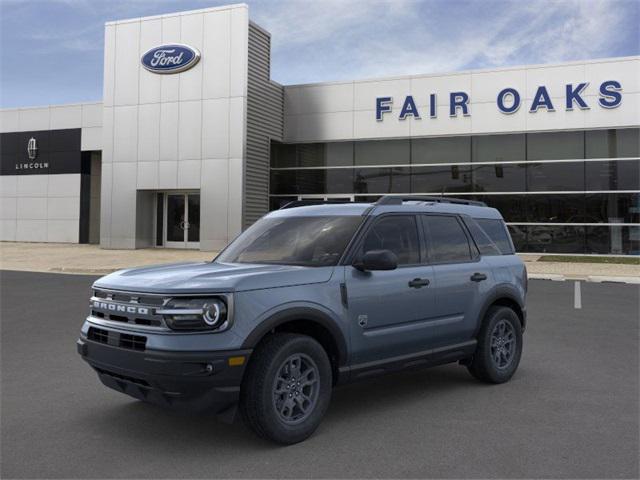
<box><xmin>157</xmin><ymin>297</ymin><xmax>229</xmax><ymax>331</ymax></box>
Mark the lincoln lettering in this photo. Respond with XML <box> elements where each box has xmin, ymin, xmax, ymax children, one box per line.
<box><xmin>376</xmin><ymin>80</ymin><xmax>622</xmax><ymax>121</ymax></box>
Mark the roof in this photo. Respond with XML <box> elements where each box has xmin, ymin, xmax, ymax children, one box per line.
<box><xmin>268</xmin><ymin>199</ymin><xmax>504</xmax><ymax>220</ymax></box>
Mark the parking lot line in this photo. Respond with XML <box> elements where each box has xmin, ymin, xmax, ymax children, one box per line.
<box><xmin>574</xmin><ymin>281</ymin><xmax>582</xmax><ymax>309</ymax></box>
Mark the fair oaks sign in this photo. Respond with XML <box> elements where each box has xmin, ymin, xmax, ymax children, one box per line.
<box><xmin>141</xmin><ymin>44</ymin><xmax>201</xmax><ymax>74</ymax></box>
<box><xmin>376</xmin><ymin>80</ymin><xmax>623</xmax><ymax>121</ymax></box>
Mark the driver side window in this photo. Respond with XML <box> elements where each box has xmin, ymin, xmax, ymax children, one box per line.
<box><xmin>361</xmin><ymin>215</ymin><xmax>420</xmax><ymax>265</ymax></box>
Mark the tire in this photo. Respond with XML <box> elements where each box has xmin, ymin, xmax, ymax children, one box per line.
<box><xmin>240</xmin><ymin>333</ymin><xmax>332</xmax><ymax>444</ymax></box>
<box><xmin>467</xmin><ymin>306</ymin><xmax>523</xmax><ymax>384</ymax></box>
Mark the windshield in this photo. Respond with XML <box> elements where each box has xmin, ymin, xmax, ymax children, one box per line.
<box><xmin>216</xmin><ymin>215</ymin><xmax>363</xmax><ymax>267</ymax></box>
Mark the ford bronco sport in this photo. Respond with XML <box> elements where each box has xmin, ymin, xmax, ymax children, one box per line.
<box><xmin>77</xmin><ymin>196</ymin><xmax>527</xmax><ymax>444</ymax></box>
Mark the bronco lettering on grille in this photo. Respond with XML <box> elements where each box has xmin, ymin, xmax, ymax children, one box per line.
<box><xmin>91</xmin><ymin>301</ymin><xmax>149</xmax><ymax>315</ymax></box>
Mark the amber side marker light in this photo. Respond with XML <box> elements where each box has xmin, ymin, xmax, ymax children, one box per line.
<box><xmin>228</xmin><ymin>356</ymin><xmax>246</xmax><ymax>366</ymax></box>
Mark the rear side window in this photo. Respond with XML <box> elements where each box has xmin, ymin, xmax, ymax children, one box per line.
<box><xmin>424</xmin><ymin>215</ymin><xmax>472</xmax><ymax>263</ymax></box>
<box><xmin>361</xmin><ymin>215</ymin><xmax>420</xmax><ymax>265</ymax></box>
<box><xmin>463</xmin><ymin>218</ymin><xmax>502</xmax><ymax>256</ymax></box>
<box><xmin>476</xmin><ymin>218</ymin><xmax>515</xmax><ymax>254</ymax></box>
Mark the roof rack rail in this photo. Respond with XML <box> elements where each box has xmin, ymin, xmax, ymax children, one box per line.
<box><xmin>279</xmin><ymin>199</ymin><xmax>354</xmax><ymax>209</ymax></box>
<box><xmin>375</xmin><ymin>195</ymin><xmax>487</xmax><ymax>207</ymax></box>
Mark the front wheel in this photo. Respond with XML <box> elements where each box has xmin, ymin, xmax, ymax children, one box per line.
<box><xmin>240</xmin><ymin>333</ymin><xmax>332</xmax><ymax>444</ymax></box>
<box><xmin>467</xmin><ymin>306</ymin><xmax>523</xmax><ymax>383</ymax></box>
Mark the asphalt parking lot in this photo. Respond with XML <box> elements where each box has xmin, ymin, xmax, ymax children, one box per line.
<box><xmin>1</xmin><ymin>270</ymin><xmax>638</xmax><ymax>479</ymax></box>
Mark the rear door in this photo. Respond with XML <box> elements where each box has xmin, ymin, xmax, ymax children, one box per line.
<box><xmin>421</xmin><ymin>214</ymin><xmax>493</xmax><ymax>346</ymax></box>
<box><xmin>345</xmin><ymin>214</ymin><xmax>437</xmax><ymax>364</ymax></box>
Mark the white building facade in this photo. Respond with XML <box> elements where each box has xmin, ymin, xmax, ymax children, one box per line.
<box><xmin>1</xmin><ymin>4</ymin><xmax>638</xmax><ymax>254</ymax></box>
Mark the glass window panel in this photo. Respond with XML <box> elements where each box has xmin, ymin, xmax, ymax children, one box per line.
<box><xmin>325</xmin><ymin>169</ymin><xmax>355</xmax><ymax>194</ymax></box>
<box><xmin>586</xmin><ymin>226</ymin><xmax>640</xmax><ymax>255</ymax></box>
<box><xmin>270</xmin><ymin>170</ymin><xmax>298</xmax><ymax>195</ymax></box>
<box><xmin>472</xmin><ymin>194</ymin><xmax>528</xmax><ymax>222</ymax></box>
<box><xmin>585</xmin><ymin>160</ymin><xmax>639</xmax><ymax>191</ymax></box>
<box><xmin>585</xmin><ymin>128</ymin><xmax>640</xmax><ymax>158</ymax></box>
<box><xmin>354</xmin><ymin>167</ymin><xmax>410</xmax><ymax>194</ymax></box>
<box><xmin>326</xmin><ymin>142</ymin><xmax>354</xmax><ymax>166</ymax></box>
<box><xmin>412</xmin><ymin>136</ymin><xmax>470</xmax><ymax>164</ymax></box>
<box><xmin>472</xmin><ymin>134</ymin><xmax>525</xmax><ymax>163</ymax></box>
<box><xmin>526</xmin><ymin>194</ymin><xmax>585</xmax><ymax>222</ymax></box>
<box><xmin>187</xmin><ymin>194</ymin><xmax>200</xmax><ymax>242</ymax></box>
<box><xmin>424</xmin><ymin>215</ymin><xmax>472</xmax><ymax>263</ymax></box>
<box><xmin>527</xmin><ymin>131</ymin><xmax>584</xmax><ymax>160</ymax></box>
<box><xmin>507</xmin><ymin>225</ymin><xmax>527</xmax><ymax>252</ymax></box>
<box><xmin>411</xmin><ymin>165</ymin><xmax>473</xmax><ymax>193</ymax></box>
<box><xmin>297</xmin><ymin>144</ymin><xmax>325</xmax><ymax>167</ymax></box>
<box><xmin>475</xmin><ymin>218</ymin><xmax>515</xmax><ymax>254</ymax></box>
<box><xmin>585</xmin><ymin>193</ymin><xmax>640</xmax><ymax>224</ymax></box>
<box><xmin>270</xmin><ymin>142</ymin><xmax>296</xmax><ymax>168</ymax></box>
<box><xmin>269</xmin><ymin>196</ymin><xmax>297</xmax><ymax>211</ymax></box>
<box><xmin>361</xmin><ymin>215</ymin><xmax>420</xmax><ymax>265</ymax></box>
<box><xmin>527</xmin><ymin>161</ymin><xmax>585</xmax><ymax>191</ymax></box>
<box><xmin>518</xmin><ymin>225</ymin><xmax>586</xmax><ymax>254</ymax></box>
<box><xmin>355</xmin><ymin>139</ymin><xmax>409</xmax><ymax>166</ymax></box>
<box><xmin>472</xmin><ymin>163</ymin><xmax>526</xmax><ymax>192</ymax></box>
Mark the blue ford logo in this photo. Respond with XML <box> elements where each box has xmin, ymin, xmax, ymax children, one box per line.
<box><xmin>141</xmin><ymin>44</ymin><xmax>201</xmax><ymax>74</ymax></box>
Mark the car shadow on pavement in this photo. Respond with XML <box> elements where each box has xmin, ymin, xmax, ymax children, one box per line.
<box><xmin>79</xmin><ymin>363</ymin><xmax>480</xmax><ymax>449</ymax></box>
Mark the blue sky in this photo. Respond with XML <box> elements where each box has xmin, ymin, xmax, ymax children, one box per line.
<box><xmin>1</xmin><ymin>0</ymin><xmax>638</xmax><ymax>108</ymax></box>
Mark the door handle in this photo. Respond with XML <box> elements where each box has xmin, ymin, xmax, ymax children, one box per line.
<box><xmin>408</xmin><ymin>278</ymin><xmax>430</xmax><ymax>288</ymax></box>
<box><xmin>470</xmin><ymin>272</ymin><xmax>487</xmax><ymax>282</ymax></box>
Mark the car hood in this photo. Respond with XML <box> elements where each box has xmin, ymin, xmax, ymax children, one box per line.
<box><xmin>93</xmin><ymin>261</ymin><xmax>335</xmax><ymax>294</ymax></box>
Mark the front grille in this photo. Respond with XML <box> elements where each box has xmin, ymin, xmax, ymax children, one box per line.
<box><xmin>87</xmin><ymin>327</ymin><xmax>147</xmax><ymax>351</ymax></box>
<box><xmin>90</xmin><ymin>289</ymin><xmax>168</xmax><ymax>330</ymax></box>
<box><xmin>88</xmin><ymin>326</ymin><xmax>109</xmax><ymax>344</ymax></box>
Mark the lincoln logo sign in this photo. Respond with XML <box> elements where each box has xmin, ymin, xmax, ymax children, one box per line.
<box><xmin>141</xmin><ymin>44</ymin><xmax>200</xmax><ymax>74</ymax></box>
<box><xmin>376</xmin><ymin>80</ymin><xmax>623</xmax><ymax>120</ymax></box>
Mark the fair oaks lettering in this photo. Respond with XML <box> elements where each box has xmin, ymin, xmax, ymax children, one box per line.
<box><xmin>376</xmin><ymin>80</ymin><xmax>623</xmax><ymax>121</ymax></box>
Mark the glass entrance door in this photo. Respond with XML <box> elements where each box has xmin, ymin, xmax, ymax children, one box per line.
<box><xmin>164</xmin><ymin>193</ymin><xmax>200</xmax><ymax>249</ymax></box>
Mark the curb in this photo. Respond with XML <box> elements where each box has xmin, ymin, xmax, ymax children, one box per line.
<box><xmin>528</xmin><ymin>273</ymin><xmax>640</xmax><ymax>284</ymax></box>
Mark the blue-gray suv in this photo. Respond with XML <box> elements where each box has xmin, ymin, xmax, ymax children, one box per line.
<box><xmin>77</xmin><ymin>196</ymin><xmax>527</xmax><ymax>444</ymax></box>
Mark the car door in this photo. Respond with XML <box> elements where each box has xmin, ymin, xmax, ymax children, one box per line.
<box><xmin>345</xmin><ymin>214</ymin><xmax>437</xmax><ymax>365</ymax></box>
<box><xmin>421</xmin><ymin>214</ymin><xmax>493</xmax><ymax>346</ymax></box>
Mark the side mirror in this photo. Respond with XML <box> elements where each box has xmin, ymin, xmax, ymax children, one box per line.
<box><xmin>353</xmin><ymin>249</ymin><xmax>398</xmax><ymax>271</ymax></box>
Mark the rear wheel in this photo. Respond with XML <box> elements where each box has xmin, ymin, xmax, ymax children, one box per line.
<box><xmin>467</xmin><ymin>306</ymin><xmax>523</xmax><ymax>383</ymax></box>
<box><xmin>240</xmin><ymin>333</ymin><xmax>332</xmax><ymax>444</ymax></box>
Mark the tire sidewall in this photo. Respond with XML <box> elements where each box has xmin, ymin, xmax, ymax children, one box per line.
<box><xmin>257</xmin><ymin>336</ymin><xmax>332</xmax><ymax>443</ymax></box>
<box><xmin>480</xmin><ymin>307</ymin><xmax>523</xmax><ymax>383</ymax></box>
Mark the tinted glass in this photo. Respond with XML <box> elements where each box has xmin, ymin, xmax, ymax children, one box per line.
<box><xmin>355</xmin><ymin>139</ymin><xmax>409</xmax><ymax>166</ymax></box>
<box><xmin>217</xmin><ymin>216</ymin><xmax>362</xmax><ymax>266</ymax></box>
<box><xmin>585</xmin><ymin>128</ymin><xmax>640</xmax><ymax>158</ymax></box>
<box><xmin>472</xmin><ymin>134</ymin><xmax>525</xmax><ymax>162</ymax></box>
<box><xmin>585</xmin><ymin>160</ymin><xmax>639</xmax><ymax>191</ymax></box>
<box><xmin>425</xmin><ymin>215</ymin><xmax>472</xmax><ymax>263</ymax></box>
<box><xmin>585</xmin><ymin>192</ymin><xmax>640</xmax><ymax>224</ymax></box>
<box><xmin>517</xmin><ymin>225</ymin><xmax>586</xmax><ymax>254</ymax></box>
<box><xmin>271</xmin><ymin>142</ymin><xmax>296</xmax><ymax>168</ymax></box>
<box><xmin>473</xmin><ymin>194</ymin><xmax>528</xmax><ymax>222</ymax></box>
<box><xmin>586</xmin><ymin>226</ymin><xmax>640</xmax><ymax>255</ymax></box>
<box><xmin>527</xmin><ymin>194</ymin><xmax>585</xmax><ymax>222</ymax></box>
<box><xmin>412</xmin><ymin>136</ymin><xmax>470</xmax><ymax>164</ymax></box>
<box><xmin>476</xmin><ymin>218</ymin><xmax>514</xmax><ymax>254</ymax></box>
<box><xmin>527</xmin><ymin>161</ymin><xmax>585</xmax><ymax>191</ymax></box>
<box><xmin>463</xmin><ymin>218</ymin><xmax>501</xmax><ymax>256</ymax></box>
<box><xmin>527</xmin><ymin>131</ymin><xmax>584</xmax><ymax>160</ymax></box>
<box><xmin>411</xmin><ymin>165</ymin><xmax>473</xmax><ymax>193</ymax></box>
<box><xmin>361</xmin><ymin>215</ymin><xmax>420</xmax><ymax>265</ymax></box>
<box><xmin>270</xmin><ymin>170</ymin><xmax>355</xmax><ymax>195</ymax></box>
<box><xmin>472</xmin><ymin>163</ymin><xmax>526</xmax><ymax>192</ymax></box>
<box><xmin>353</xmin><ymin>167</ymin><xmax>410</xmax><ymax>194</ymax></box>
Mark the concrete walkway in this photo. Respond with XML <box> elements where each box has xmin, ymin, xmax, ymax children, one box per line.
<box><xmin>1</xmin><ymin>242</ymin><xmax>638</xmax><ymax>283</ymax></box>
<box><xmin>0</xmin><ymin>242</ymin><xmax>214</xmax><ymax>274</ymax></box>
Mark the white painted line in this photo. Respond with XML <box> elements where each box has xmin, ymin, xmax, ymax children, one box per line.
<box><xmin>528</xmin><ymin>274</ymin><xmax>566</xmax><ymax>281</ymax></box>
<box><xmin>588</xmin><ymin>276</ymin><xmax>640</xmax><ymax>284</ymax></box>
<box><xmin>574</xmin><ymin>281</ymin><xmax>582</xmax><ymax>309</ymax></box>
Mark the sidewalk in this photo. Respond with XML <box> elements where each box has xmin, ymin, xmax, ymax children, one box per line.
<box><xmin>0</xmin><ymin>242</ymin><xmax>214</xmax><ymax>274</ymax></box>
<box><xmin>1</xmin><ymin>242</ymin><xmax>639</xmax><ymax>282</ymax></box>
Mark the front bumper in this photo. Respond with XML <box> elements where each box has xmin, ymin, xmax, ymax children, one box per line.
<box><xmin>77</xmin><ymin>335</ymin><xmax>251</xmax><ymax>414</ymax></box>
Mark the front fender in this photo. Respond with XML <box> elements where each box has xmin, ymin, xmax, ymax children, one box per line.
<box><xmin>240</xmin><ymin>302</ymin><xmax>349</xmax><ymax>366</ymax></box>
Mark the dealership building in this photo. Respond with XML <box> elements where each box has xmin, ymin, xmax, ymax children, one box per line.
<box><xmin>1</xmin><ymin>3</ymin><xmax>638</xmax><ymax>254</ymax></box>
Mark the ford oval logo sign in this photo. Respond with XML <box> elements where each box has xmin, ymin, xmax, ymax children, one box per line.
<box><xmin>141</xmin><ymin>44</ymin><xmax>201</xmax><ymax>74</ymax></box>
